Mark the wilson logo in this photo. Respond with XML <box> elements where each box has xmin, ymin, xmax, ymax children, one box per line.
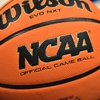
<box><xmin>0</xmin><ymin>0</ymin><xmax>92</xmax><ymax>30</ymax></box>
<box><xmin>18</xmin><ymin>31</ymin><xmax>93</xmax><ymax>70</ymax></box>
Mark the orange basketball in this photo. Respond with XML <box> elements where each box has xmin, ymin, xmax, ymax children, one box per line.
<box><xmin>0</xmin><ymin>0</ymin><xmax>100</xmax><ymax>100</ymax></box>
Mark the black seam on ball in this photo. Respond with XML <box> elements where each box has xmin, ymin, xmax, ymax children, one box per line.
<box><xmin>0</xmin><ymin>17</ymin><xmax>100</xmax><ymax>45</ymax></box>
<box><xmin>0</xmin><ymin>65</ymin><xmax>100</xmax><ymax>89</ymax></box>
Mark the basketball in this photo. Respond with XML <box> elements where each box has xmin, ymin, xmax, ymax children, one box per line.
<box><xmin>0</xmin><ymin>0</ymin><xmax>100</xmax><ymax>100</ymax></box>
